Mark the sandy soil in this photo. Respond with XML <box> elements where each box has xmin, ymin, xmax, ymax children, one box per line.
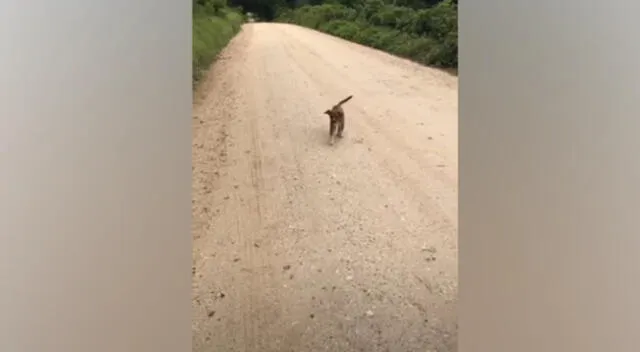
<box><xmin>192</xmin><ymin>23</ymin><xmax>458</xmax><ymax>352</ymax></box>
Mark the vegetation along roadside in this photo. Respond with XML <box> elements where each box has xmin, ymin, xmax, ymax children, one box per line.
<box><xmin>193</xmin><ymin>0</ymin><xmax>244</xmax><ymax>88</ymax></box>
<box><xmin>192</xmin><ymin>0</ymin><xmax>457</xmax><ymax>90</ymax></box>
<box><xmin>226</xmin><ymin>0</ymin><xmax>457</xmax><ymax>70</ymax></box>
<box><xmin>275</xmin><ymin>0</ymin><xmax>457</xmax><ymax>70</ymax></box>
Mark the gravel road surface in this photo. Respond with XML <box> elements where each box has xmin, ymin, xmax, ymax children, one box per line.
<box><xmin>192</xmin><ymin>23</ymin><xmax>458</xmax><ymax>352</ymax></box>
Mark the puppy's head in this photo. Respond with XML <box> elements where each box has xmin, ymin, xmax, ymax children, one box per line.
<box><xmin>324</xmin><ymin>109</ymin><xmax>334</xmax><ymax>118</ymax></box>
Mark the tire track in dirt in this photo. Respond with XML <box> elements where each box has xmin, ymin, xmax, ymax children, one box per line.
<box><xmin>193</xmin><ymin>23</ymin><xmax>458</xmax><ymax>352</ymax></box>
<box><xmin>279</xmin><ymin>28</ymin><xmax>455</xmax><ymax>177</ymax></box>
<box><xmin>278</xmin><ymin>26</ymin><xmax>457</xmax><ymax>245</ymax></box>
<box><xmin>275</xmin><ymin>26</ymin><xmax>457</xmax><ymax>346</ymax></box>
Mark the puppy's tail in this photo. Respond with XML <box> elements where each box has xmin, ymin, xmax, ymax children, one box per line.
<box><xmin>336</xmin><ymin>95</ymin><xmax>353</xmax><ymax>107</ymax></box>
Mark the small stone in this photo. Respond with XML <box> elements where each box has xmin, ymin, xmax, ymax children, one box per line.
<box><xmin>422</xmin><ymin>246</ymin><xmax>437</xmax><ymax>253</ymax></box>
<box><xmin>366</xmin><ymin>310</ymin><xmax>374</xmax><ymax>317</ymax></box>
<box><xmin>283</xmin><ymin>264</ymin><xmax>291</xmax><ymax>271</ymax></box>
<box><xmin>207</xmin><ymin>310</ymin><xmax>216</xmax><ymax>317</ymax></box>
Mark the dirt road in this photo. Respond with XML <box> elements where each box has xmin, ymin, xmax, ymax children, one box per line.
<box><xmin>192</xmin><ymin>23</ymin><xmax>458</xmax><ymax>352</ymax></box>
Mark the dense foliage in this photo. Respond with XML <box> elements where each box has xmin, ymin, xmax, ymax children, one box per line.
<box><xmin>278</xmin><ymin>0</ymin><xmax>456</xmax><ymax>68</ymax></box>
<box><xmin>191</xmin><ymin>0</ymin><xmax>457</xmax><ymax>89</ymax></box>
<box><xmin>193</xmin><ymin>0</ymin><xmax>244</xmax><ymax>86</ymax></box>
<box><xmin>228</xmin><ymin>0</ymin><xmax>457</xmax><ymax>69</ymax></box>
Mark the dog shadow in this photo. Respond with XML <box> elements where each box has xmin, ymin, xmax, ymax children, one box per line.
<box><xmin>312</xmin><ymin>125</ymin><xmax>348</xmax><ymax>147</ymax></box>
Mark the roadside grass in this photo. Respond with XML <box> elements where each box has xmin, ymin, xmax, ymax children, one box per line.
<box><xmin>193</xmin><ymin>7</ymin><xmax>244</xmax><ymax>88</ymax></box>
<box><xmin>276</xmin><ymin>1</ymin><xmax>457</xmax><ymax>71</ymax></box>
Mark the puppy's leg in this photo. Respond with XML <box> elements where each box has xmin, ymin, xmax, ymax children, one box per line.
<box><xmin>337</xmin><ymin>119</ymin><xmax>345</xmax><ymax>138</ymax></box>
<box><xmin>329</xmin><ymin>120</ymin><xmax>337</xmax><ymax>145</ymax></box>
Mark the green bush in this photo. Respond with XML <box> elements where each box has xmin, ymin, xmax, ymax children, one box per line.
<box><xmin>320</xmin><ymin>20</ymin><xmax>363</xmax><ymax>39</ymax></box>
<box><xmin>275</xmin><ymin>0</ymin><xmax>457</xmax><ymax>69</ymax></box>
<box><xmin>192</xmin><ymin>5</ymin><xmax>244</xmax><ymax>87</ymax></box>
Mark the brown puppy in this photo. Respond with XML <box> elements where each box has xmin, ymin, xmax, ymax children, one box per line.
<box><xmin>324</xmin><ymin>95</ymin><xmax>353</xmax><ymax>145</ymax></box>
